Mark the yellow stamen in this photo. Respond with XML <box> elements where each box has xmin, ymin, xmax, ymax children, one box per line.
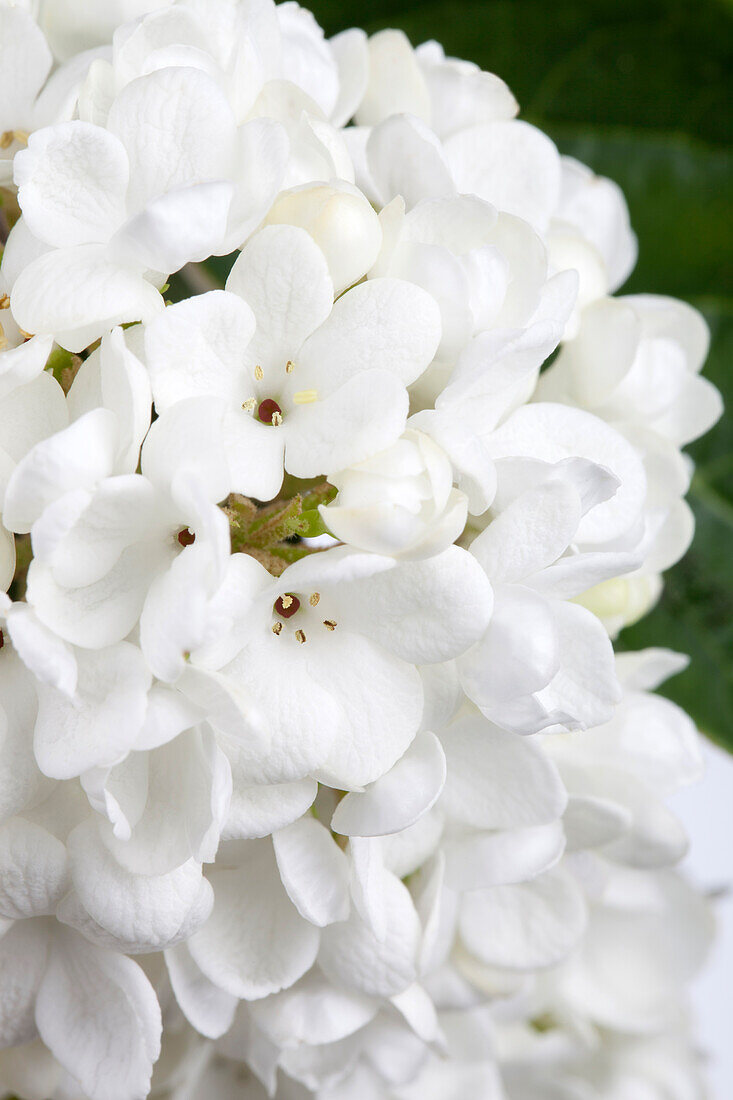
<box><xmin>0</xmin><ymin>323</ymin><xmax>6</xmax><ymax>351</ymax></box>
<box><xmin>323</xmin><ymin>620</ymin><xmax>337</xmax><ymax>631</ymax></box>
<box><xmin>241</xmin><ymin>398</ymin><xmax>256</xmax><ymax>412</ymax></box>
<box><xmin>285</xmin><ymin>360</ymin><xmax>295</xmax><ymax>374</ymax></box>
<box><xmin>272</xmin><ymin>622</ymin><xmax>282</xmax><ymax>635</ymax></box>
<box><xmin>18</xmin><ymin>328</ymin><xmax>33</xmax><ymax>341</ymax></box>
<box><xmin>295</xmin><ymin>629</ymin><xmax>306</xmax><ymax>644</ymax></box>
<box><xmin>309</xmin><ymin>592</ymin><xmax>320</xmax><ymax>607</ymax></box>
<box><xmin>0</xmin><ymin>295</ymin><xmax>9</xmax><ymax>309</ymax></box>
<box><xmin>281</xmin><ymin>595</ymin><xmax>293</xmax><ymax>609</ymax></box>
<box><xmin>272</xmin><ymin>411</ymin><xmax>283</xmax><ymax>426</ymax></box>
<box><xmin>254</xmin><ymin>364</ymin><xmax>264</xmax><ymax>381</ymax></box>
<box><xmin>292</xmin><ymin>389</ymin><xmax>318</xmax><ymax>405</ymax></box>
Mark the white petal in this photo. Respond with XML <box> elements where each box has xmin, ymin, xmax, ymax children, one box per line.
<box><xmin>331</xmin><ymin>731</ymin><xmax>446</xmax><ymax>837</ymax></box>
<box><xmin>300</xmin><ymin>276</ymin><xmax>441</xmax><ymax>390</ymax></box>
<box><xmin>459</xmin><ymin>868</ymin><xmax>587</xmax><ymax>970</ymax></box>
<box><xmin>273</xmin><ymin>816</ymin><xmax>351</xmax><ymax>926</ymax></box>
<box><xmin>61</xmin><ymin>820</ymin><xmax>213</xmax><ymax>953</ymax></box>
<box><xmin>356</xmin><ymin>30</ymin><xmax>430</xmax><ymax>127</ymax></box>
<box><xmin>144</xmin><ymin>289</ymin><xmax>255</xmax><ymax>411</ymax></box>
<box><xmin>319</xmin><ymin>867</ymin><xmax>420</xmax><ymax>997</ymax></box>
<box><xmin>445</xmin><ymin>120</ymin><xmax>561</xmax><ymax>233</ymax></box>
<box><xmin>165</xmin><ymin>942</ymin><xmax>238</xmax><ymax>1039</ymax></box>
<box><xmin>0</xmin><ymin>921</ymin><xmax>49</xmax><ymax>1047</ymax></box>
<box><xmin>439</xmin><ymin>714</ymin><xmax>567</xmax><ymax>829</ymax></box>
<box><xmin>119</xmin><ymin>180</ymin><xmax>234</xmax><ymax>273</ymax></box>
<box><xmin>225</xmin><ymin>224</ymin><xmax>334</xmax><ymax>369</ymax></box>
<box><xmin>35</xmin><ymin>927</ymin><xmax>161</xmax><ymax>1100</ymax></box>
<box><xmin>284</xmin><ymin>368</ymin><xmax>408</xmax><ymax>479</ymax></box>
<box><xmin>107</xmin><ymin>66</ymin><xmax>236</xmax><ymax>212</ymax></box>
<box><xmin>3</xmin><ymin>408</ymin><xmax>117</xmax><ymax>534</ymax></box>
<box><xmin>34</xmin><ymin>642</ymin><xmax>151</xmax><ymax>779</ymax></box>
<box><xmin>333</xmin><ymin>546</ymin><xmax>493</xmax><ymax>665</ymax></box>
<box><xmin>15</xmin><ymin>121</ymin><xmax>128</xmax><ymax>247</ymax></box>
<box><xmin>224</xmin><ymin>775</ymin><xmax>318</xmax><ymax>840</ymax></box>
<box><xmin>11</xmin><ymin>245</ymin><xmax>164</xmax><ymax>352</ymax></box>
<box><xmin>367</xmin><ymin>113</ymin><xmax>455</xmax><ymax>209</ymax></box>
<box><xmin>0</xmin><ymin>818</ymin><xmax>70</xmax><ymax>919</ymax></box>
<box><xmin>249</xmin><ymin>969</ymin><xmax>377</xmax><ymax>1047</ymax></box>
<box><xmin>189</xmin><ymin>840</ymin><xmax>320</xmax><ymax>1000</ymax></box>
<box><xmin>444</xmin><ymin>821</ymin><xmax>565</xmax><ymax>890</ymax></box>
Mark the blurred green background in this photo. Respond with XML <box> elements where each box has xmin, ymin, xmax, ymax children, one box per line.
<box><xmin>308</xmin><ymin>0</ymin><xmax>733</xmax><ymax>748</ymax></box>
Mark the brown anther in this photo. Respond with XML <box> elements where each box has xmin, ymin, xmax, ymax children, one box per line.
<box><xmin>241</xmin><ymin>398</ymin><xmax>256</xmax><ymax>412</ymax></box>
<box><xmin>177</xmin><ymin>527</ymin><xmax>195</xmax><ymax>547</ymax></box>
<box><xmin>272</xmin><ymin>622</ymin><xmax>283</xmax><ymax>635</ymax></box>
<box><xmin>0</xmin><ymin>629</ymin><xmax>4</xmax><ymax>650</ymax></box>
<box><xmin>254</xmin><ymin>364</ymin><xmax>264</xmax><ymax>381</ymax></box>
<box><xmin>18</xmin><ymin>328</ymin><xmax>33</xmax><ymax>341</ymax></box>
<box><xmin>257</xmin><ymin>398</ymin><xmax>283</xmax><ymax>425</ymax></box>
<box><xmin>309</xmin><ymin>592</ymin><xmax>320</xmax><ymax>606</ymax></box>
<box><xmin>323</xmin><ymin>620</ymin><xmax>337</xmax><ymax>631</ymax></box>
<box><xmin>0</xmin><ymin>132</ymin><xmax>13</xmax><ymax>150</ymax></box>
<box><xmin>274</xmin><ymin>593</ymin><xmax>300</xmax><ymax>619</ymax></box>
<box><xmin>0</xmin><ymin>295</ymin><xmax>9</xmax><ymax>309</ymax></box>
<box><xmin>295</xmin><ymin>629</ymin><xmax>306</xmax><ymax>644</ymax></box>
<box><xmin>285</xmin><ymin>360</ymin><xmax>295</xmax><ymax>374</ymax></box>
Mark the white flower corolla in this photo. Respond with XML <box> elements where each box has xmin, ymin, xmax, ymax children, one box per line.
<box><xmin>265</xmin><ymin>181</ymin><xmax>382</xmax><ymax>295</ymax></box>
<box><xmin>321</xmin><ymin>429</ymin><xmax>468</xmax><ymax>560</ymax></box>
<box><xmin>546</xmin><ymin>648</ymin><xmax>702</xmax><ymax>868</ymax></box>
<box><xmin>6</xmin><ymin>67</ymin><xmax>288</xmax><ymax>350</ymax></box>
<box><xmin>355</xmin><ymin>29</ymin><xmax>517</xmax><ymax>137</ymax></box>
<box><xmin>0</xmin><ymin>914</ymin><xmax>161</xmax><ymax>1100</ymax></box>
<box><xmin>38</xmin><ymin>0</ymin><xmax>174</xmax><ymax>62</ymax></box>
<box><xmin>370</xmin><ymin>194</ymin><xmax>575</xmax><ymax>405</ymax></box>
<box><xmin>408</xmin><ymin>272</ymin><xmax>579</xmax><ymax>512</ymax></box>
<box><xmin>576</xmin><ymin>569</ymin><xmax>663</xmax><ymax>638</ymax></box>
<box><xmin>144</xmin><ymin>225</ymin><xmax>441</xmax><ymax>501</ymax></box>
<box><xmin>457</xmin><ymin>456</ymin><xmax>635</xmax><ymax>734</ymax></box>
<box><xmin>186</xmin><ymin>544</ymin><xmax>492</xmax><ymax>790</ymax></box>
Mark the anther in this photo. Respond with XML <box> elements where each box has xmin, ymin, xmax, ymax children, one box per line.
<box><xmin>293</xmin><ymin>389</ymin><xmax>318</xmax><ymax>405</ymax></box>
<box><xmin>0</xmin><ymin>295</ymin><xmax>9</xmax><ymax>309</ymax></box>
<box><xmin>274</xmin><ymin>594</ymin><xmax>300</xmax><ymax>619</ymax></box>
<box><xmin>295</xmin><ymin>629</ymin><xmax>306</xmax><ymax>644</ymax></box>
<box><xmin>272</xmin><ymin>622</ymin><xmax>283</xmax><ymax>635</ymax></box>
<box><xmin>0</xmin><ymin>629</ymin><xmax>4</xmax><ymax>650</ymax></box>
<box><xmin>241</xmin><ymin>398</ymin><xmax>256</xmax><ymax>412</ymax></box>
<box><xmin>285</xmin><ymin>360</ymin><xmax>295</xmax><ymax>373</ymax></box>
<box><xmin>309</xmin><ymin>592</ymin><xmax>320</xmax><ymax>606</ymax></box>
<box><xmin>177</xmin><ymin>527</ymin><xmax>195</xmax><ymax>547</ymax></box>
<box><xmin>323</xmin><ymin>620</ymin><xmax>337</xmax><ymax>631</ymax></box>
<box><xmin>0</xmin><ymin>323</ymin><xmax>6</xmax><ymax>351</ymax></box>
<box><xmin>0</xmin><ymin>132</ymin><xmax>13</xmax><ymax>149</ymax></box>
<box><xmin>18</xmin><ymin>328</ymin><xmax>33</xmax><ymax>341</ymax></box>
<box><xmin>257</xmin><ymin>398</ymin><xmax>283</xmax><ymax>425</ymax></box>
<box><xmin>254</xmin><ymin>364</ymin><xmax>264</xmax><ymax>381</ymax></box>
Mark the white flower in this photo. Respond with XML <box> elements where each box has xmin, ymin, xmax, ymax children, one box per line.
<box><xmin>321</xmin><ymin>428</ymin><xmax>468</xmax><ymax>560</ymax></box>
<box><xmin>7</xmin><ymin>68</ymin><xmax>288</xmax><ymax>349</ymax></box>
<box><xmin>265</xmin><ymin>180</ymin><xmax>382</xmax><ymax>295</ymax></box>
<box><xmin>0</xmin><ymin>811</ymin><xmax>162</xmax><ymax>1100</ymax></box>
<box><xmin>144</xmin><ymin>224</ymin><xmax>442</xmax><ymax>500</ymax></box>
<box><xmin>457</xmin><ymin>456</ymin><xmax>633</xmax><ymax>734</ymax></box>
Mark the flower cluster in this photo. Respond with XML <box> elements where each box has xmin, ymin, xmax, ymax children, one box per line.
<box><xmin>0</xmin><ymin>3</ymin><xmax>723</xmax><ymax>1099</ymax></box>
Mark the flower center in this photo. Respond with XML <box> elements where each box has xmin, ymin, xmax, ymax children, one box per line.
<box><xmin>257</xmin><ymin>398</ymin><xmax>283</xmax><ymax>426</ymax></box>
<box><xmin>177</xmin><ymin>527</ymin><xmax>195</xmax><ymax>547</ymax></box>
<box><xmin>274</xmin><ymin>593</ymin><xmax>300</xmax><ymax>618</ymax></box>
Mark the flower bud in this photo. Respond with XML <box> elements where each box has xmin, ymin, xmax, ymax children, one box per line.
<box><xmin>321</xmin><ymin>429</ymin><xmax>468</xmax><ymax>559</ymax></box>
<box><xmin>576</xmin><ymin>571</ymin><xmax>663</xmax><ymax>638</ymax></box>
<box><xmin>265</xmin><ymin>181</ymin><xmax>382</xmax><ymax>294</ymax></box>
